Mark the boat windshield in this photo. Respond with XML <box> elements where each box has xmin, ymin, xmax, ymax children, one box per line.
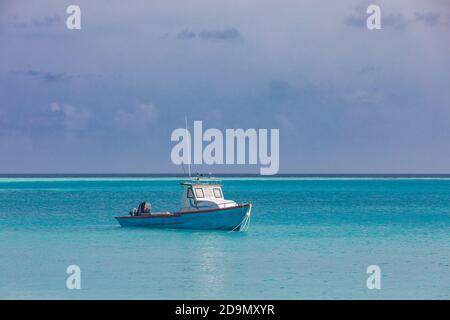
<box><xmin>213</xmin><ymin>187</ymin><xmax>222</xmax><ymax>198</ymax></box>
<box><xmin>194</xmin><ymin>188</ymin><xmax>205</xmax><ymax>198</ymax></box>
<box><xmin>190</xmin><ymin>185</ymin><xmax>223</xmax><ymax>200</ymax></box>
<box><xmin>181</xmin><ymin>178</ymin><xmax>225</xmax><ymax>202</ymax></box>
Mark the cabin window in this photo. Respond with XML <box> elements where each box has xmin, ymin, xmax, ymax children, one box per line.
<box><xmin>204</xmin><ymin>187</ymin><xmax>213</xmax><ymax>198</ymax></box>
<box><xmin>213</xmin><ymin>188</ymin><xmax>223</xmax><ymax>198</ymax></box>
<box><xmin>187</xmin><ymin>188</ymin><xmax>194</xmax><ymax>198</ymax></box>
<box><xmin>195</xmin><ymin>188</ymin><xmax>204</xmax><ymax>198</ymax></box>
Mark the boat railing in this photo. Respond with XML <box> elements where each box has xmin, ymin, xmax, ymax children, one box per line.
<box><xmin>181</xmin><ymin>176</ymin><xmax>222</xmax><ymax>185</ymax></box>
<box><xmin>217</xmin><ymin>201</ymin><xmax>236</xmax><ymax>208</ymax></box>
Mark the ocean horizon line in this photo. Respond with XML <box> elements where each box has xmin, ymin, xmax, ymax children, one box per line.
<box><xmin>2</xmin><ymin>173</ymin><xmax>450</xmax><ymax>178</ymax></box>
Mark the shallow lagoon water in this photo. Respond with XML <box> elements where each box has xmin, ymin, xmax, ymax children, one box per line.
<box><xmin>0</xmin><ymin>178</ymin><xmax>449</xmax><ymax>299</ymax></box>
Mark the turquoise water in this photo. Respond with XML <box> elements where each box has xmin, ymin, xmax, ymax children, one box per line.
<box><xmin>0</xmin><ymin>177</ymin><xmax>449</xmax><ymax>299</ymax></box>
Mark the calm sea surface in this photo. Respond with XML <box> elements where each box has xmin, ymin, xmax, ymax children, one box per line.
<box><xmin>0</xmin><ymin>177</ymin><xmax>449</xmax><ymax>299</ymax></box>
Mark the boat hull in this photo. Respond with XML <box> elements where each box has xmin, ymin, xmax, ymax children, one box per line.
<box><xmin>115</xmin><ymin>203</ymin><xmax>251</xmax><ymax>231</ymax></box>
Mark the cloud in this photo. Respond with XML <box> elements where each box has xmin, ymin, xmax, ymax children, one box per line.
<box><xmin>345</xmin><ymin>15</ymin><xmax>366</xmax><ymax>28</ymax></box>
<box><xmin>1</xmin><ymin>1</ymin><xmax>449</xmax><ymax>173</ymax></box>
<box><xmin>275</xmin><ymin>114</ymin><xmax>295</xmax><ymax>133</ymax></box>
<box><xmin>176</xmin><ymin>29</ymin><xmax>196</xmax><ymax>39</ymax></box>
<box><xmin>346</xmin><ymin>5</ymin><xmax>447</xmax><ymax>30</ymax></box>
<box><xmin>346</xmin><ymin>12</ymin><xmax>409</xmax><ymax>30</ymax></box>
<box><xmin>343</xmin><ymin>88</ymin><xmax>384</xmax><ymax>104</ymax></box>
<box><xmin>31</xmin><ymin>15</ymin><xmax>61</xmax><ymax>27</ymax></box>
<box><xmin>15</xmin><ymin>70</ymin><xmax>92</xmax><ymax>83</ymax></box>
<box><xmin>13</xmin><ymin>15</ymin><xmax>61</xmax><ymax>29</ymax></box>
<box><xmin>114</xmin><ymin>103</ymin><xmax>158</xmax><ymax>133</ymax></box>
<box><xmin>50</xmin><ymin>102</ymin><xmax>61</xmax><ymax>112</ymax></box>
<box><xmin>199</xmin><ymin>28</ymin><xmax>241</xmax><ymax>40</ymax></box>
<box><xmin>175</xmin><ymin>27</ymin><xmax>241</xmax><ymax>41</ymax></box>
<box><xmin>414</xmin><ymin>12</ymin><xmax>447</xmax><ymax>27</ymax></box>
<box><xmin>359</xmin><ymin>66</ymin><xmax>378</xmax><ymax>75</ymax></box>
<box><xmin>383</xmin><ymin>13</ymin><xmax>409</xmax><ymax>30</ymax></box>
<box><xmin>50</xmin><ymin>103</ymin><xmax>91</xmax><ymax>137</ymax></box>
<box><xmin>269</xmin><ymin>80</ymin><xmax>298</xmax><ymax>101</ymax></box>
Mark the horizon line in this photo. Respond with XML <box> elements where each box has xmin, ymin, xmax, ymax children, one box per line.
<box><xmin>2</xmin><ymin>173</ymin><xmax>450</xmax><ymax>178</ymax></box>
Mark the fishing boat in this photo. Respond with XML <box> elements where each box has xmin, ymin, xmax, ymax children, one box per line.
<box><xmin>115</xmin><ymin>177</ymin><xmax>251</xmax><ymax>231</ymax></box>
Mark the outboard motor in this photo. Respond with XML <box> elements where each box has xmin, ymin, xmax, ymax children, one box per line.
<box><xmin>137</xmin><ymin>202</ymin><xmax>145</xmax><ymax>214</ymax></box>
<box><xmin>135</xmin><ymin>201</ymin><xmax>151</xmax><ymax>215</ymax></box>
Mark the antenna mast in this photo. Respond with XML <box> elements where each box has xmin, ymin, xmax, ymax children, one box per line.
<box><xmin>185</xmin><ymin>116</ymin><xmax>191</xmax><ymax>177</ymax></box>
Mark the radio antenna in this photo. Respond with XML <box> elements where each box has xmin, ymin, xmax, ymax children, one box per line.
<box><xmin>185</xmin><ymin>115</ymin><xmax>191</xmax><ymax>177</ymax></box>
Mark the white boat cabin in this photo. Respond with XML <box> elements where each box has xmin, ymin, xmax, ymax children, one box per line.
<box><xmin>180</xmin><ymin>181</ymin><xmax>238</xmax><ymax>212</ymax></box>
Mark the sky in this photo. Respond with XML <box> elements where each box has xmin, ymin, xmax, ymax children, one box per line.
<box><xmin>0</xmin><ymin>0</ymin><xmax>450</xmax><ymax>174</ymax></box>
